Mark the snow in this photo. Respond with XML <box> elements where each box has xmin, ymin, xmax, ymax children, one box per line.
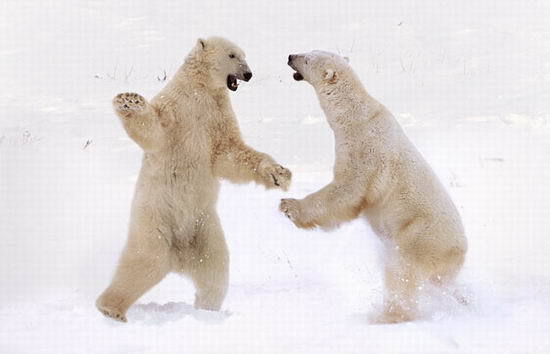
<box><xmin>1</xmin><ymin>0</ymin><xmax>550</xmax><ymax>352</ymax></box>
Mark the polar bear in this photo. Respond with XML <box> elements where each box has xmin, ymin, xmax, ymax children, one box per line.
<box><xmin>96</xmin><ymin>37</ymin><xmax>291</xmax><ymax>322</ymax></box>
<box><xmin>280</xmin><ymin>51</ymin><xmax>467</xmax><ymax>323</ymax></box>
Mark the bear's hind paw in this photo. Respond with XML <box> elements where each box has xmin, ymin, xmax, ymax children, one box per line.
<box><xmin>97</xmin><ymin>304</ymin><xmax>128</xmax><ymax>323</ymax></box>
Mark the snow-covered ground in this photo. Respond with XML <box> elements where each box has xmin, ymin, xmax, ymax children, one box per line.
<box><xmin>1</xmin><ymin>0</ymin><xmax>550</xmax><ymax>352</ymax></box>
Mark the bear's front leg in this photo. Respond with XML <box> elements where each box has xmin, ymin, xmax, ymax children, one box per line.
<box><xmin>280</xmin><ymin>181</ymin><xmax>365</xmax><ymax>229</ymax></box>
<box><xmin>212</xmin><ymin>142</ymin><xmax>292</xmax><ymax>190</ymax></box>
<box><xmin>112</xmin><ymin>92</ymin><xmax>163</xmax><ymax>150</ymax></box>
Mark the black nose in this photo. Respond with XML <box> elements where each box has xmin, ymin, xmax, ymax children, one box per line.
<box><xmin>243</xmin><ymin>72</ymin><xmax>252</xmax><ymax>81</ymax></box>
<box><xmin>288</xmin><ymin>55</ymin><xmax>294</xmax><ymax>64</ymax></box>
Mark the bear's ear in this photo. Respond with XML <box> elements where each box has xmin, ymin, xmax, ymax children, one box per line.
<box><xmin>197</xmin><ymin>38</ymin><xmax>207</xmax><ymax>50</ymax></box>
<box><xmin>323</xmin><ymin>69</ymin><xmax>338</xmax><ymax>84</ymax></box>
<box><xmin>343</xmin><ymin>56</ymin><xmax>350</xmax><ymax>63</ymax></box>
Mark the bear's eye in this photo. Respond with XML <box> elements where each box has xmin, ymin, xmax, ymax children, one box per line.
<box><xmin>229</xmin><ymin>54</ymin><xmax>235</xmax><ymax>59</ymax></box>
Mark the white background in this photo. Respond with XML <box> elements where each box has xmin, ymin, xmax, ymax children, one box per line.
<box><xmin>1</xmin><ymin>0</ymin><xmax>549</xmax><ymax>353</ymax></box>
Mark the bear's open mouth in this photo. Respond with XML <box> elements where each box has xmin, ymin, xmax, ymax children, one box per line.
<box><xmin>293</xmin><ymin>72</ymin><xmax>304</xmax><ymax>81</ymax></box>
<box><xmin>227</xmin><ymin>74</ymin><xmax>239</xmax><ymax>91</ymax></box>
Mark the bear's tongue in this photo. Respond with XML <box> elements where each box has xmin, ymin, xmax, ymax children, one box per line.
<box><xmin>227</xmin><ymin>75</ymin><xmax>239</xmax><ymax>91</ymax></box>
<box><xmin>293</xmin><ymin>72</ymin><xmax>304</xmax><ymax>81</ymax></box>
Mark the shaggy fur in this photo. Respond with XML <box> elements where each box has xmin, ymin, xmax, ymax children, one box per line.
<box><xmin>96</xmin><ymin>37</ymin><xmax>291</xmax><ymax>322</ymax></box>
<box><xmin>281</xmin><ymin>51</ymin><xmax>467</xmax><ymax>323</ymax></box>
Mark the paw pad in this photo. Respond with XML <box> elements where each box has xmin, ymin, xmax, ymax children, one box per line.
<box><xmin>113</xmin><ymin>92</ymin><xmax>146</xmax><ymax>115</ymax></box>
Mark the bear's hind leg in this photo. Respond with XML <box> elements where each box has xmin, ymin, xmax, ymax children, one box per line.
<box><xmin>183</xmin><ymin>214</ymin><xmax>229</xmax><ymax>311</ymax></box>
<box><xmin>374</xmin><ymin>263</ymin><xmax>421</xmax><ymax>324</ymax></box>
<box><xmin>96</xmin><ymin>226</ymin><xmax>170</xmax><ymax>322</ymax></box>
<box><xmin>430</xmin><ymin>248</ymin><xmax>467</xmax><ymax>305</ymax></box>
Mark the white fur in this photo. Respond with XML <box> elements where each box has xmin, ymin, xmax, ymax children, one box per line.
<box><xmin>281</xmin><ymin>50</ymin><xmax>467</xmax><ymax>323</ymax></box>
<box><xmin>96</xmin><ymin>37</ymin><xmax>291</xmax><ymax>322</ymax></box>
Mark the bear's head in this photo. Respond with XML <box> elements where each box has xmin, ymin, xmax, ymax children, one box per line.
<box><xmin>196</xmin><ymin>37</ymin><xmax>252</xmax><ymax>92</ymax></box>
<box><xmin>287</xmin><ymin>50</ymin><xmax>349</xmax><ymax>87</ymax></box>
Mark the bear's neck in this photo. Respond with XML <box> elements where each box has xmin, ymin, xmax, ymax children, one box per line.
<box><xmin>316</xmin><ymin>75</ymin><xmax>383</xmax><ymax>139</ymax></box>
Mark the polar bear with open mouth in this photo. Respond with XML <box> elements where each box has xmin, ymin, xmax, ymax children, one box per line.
<box><xmin>280</xmin><ymin>50</ymin><xmax>467</xmax><ymax>323</ymax></box>
<box><xmin>96</xmin><ymin>37</ymin><xmax>292</xmax><ymax>322</ymax></box>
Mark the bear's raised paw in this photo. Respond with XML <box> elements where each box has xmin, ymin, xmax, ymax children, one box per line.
<box><xmin>113</xmin><ymin>92</ymin><xmax>146</xmax><ymax>116</ymax></box>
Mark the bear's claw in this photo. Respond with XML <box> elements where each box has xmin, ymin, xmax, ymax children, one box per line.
<box><xmin>99</xmin><ymin>309</ymin><xmax>127</xmax><ymax>322</ymax></box>
<box><xmin>260</xmin><ymin>162</ymin><xmax>291</xmax><ymax>191</ymax></box>
<box><xmin>97</xmin><ymin>303</ymin><xmax>128</xmax><ymax>323</ymax></box>
<box><xmin>279</xmin><ymin>198</ymin><xmax>300</xmax><ymax>221</ymax></box>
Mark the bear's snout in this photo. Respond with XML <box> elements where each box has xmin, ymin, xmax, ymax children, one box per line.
<box><xmin>243</xmin><ymin>72</ymin><xmax>252</xmax><ymax>82</ymax></box>
<box><xmin>288</xmin><ymin>54</ymin><xmax>295</xmax><ymax>65</ymax></box>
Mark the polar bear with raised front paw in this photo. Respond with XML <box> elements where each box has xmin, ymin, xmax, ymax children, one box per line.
<box><xmin>96</xmin><ymin>37</ymin><xmax>291</xmax><ymax>322</ymax></box>
<box><xmin>280</xmin><ymin>51</ymin><xmax>467</xmax><ymax>323</ymax></box>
